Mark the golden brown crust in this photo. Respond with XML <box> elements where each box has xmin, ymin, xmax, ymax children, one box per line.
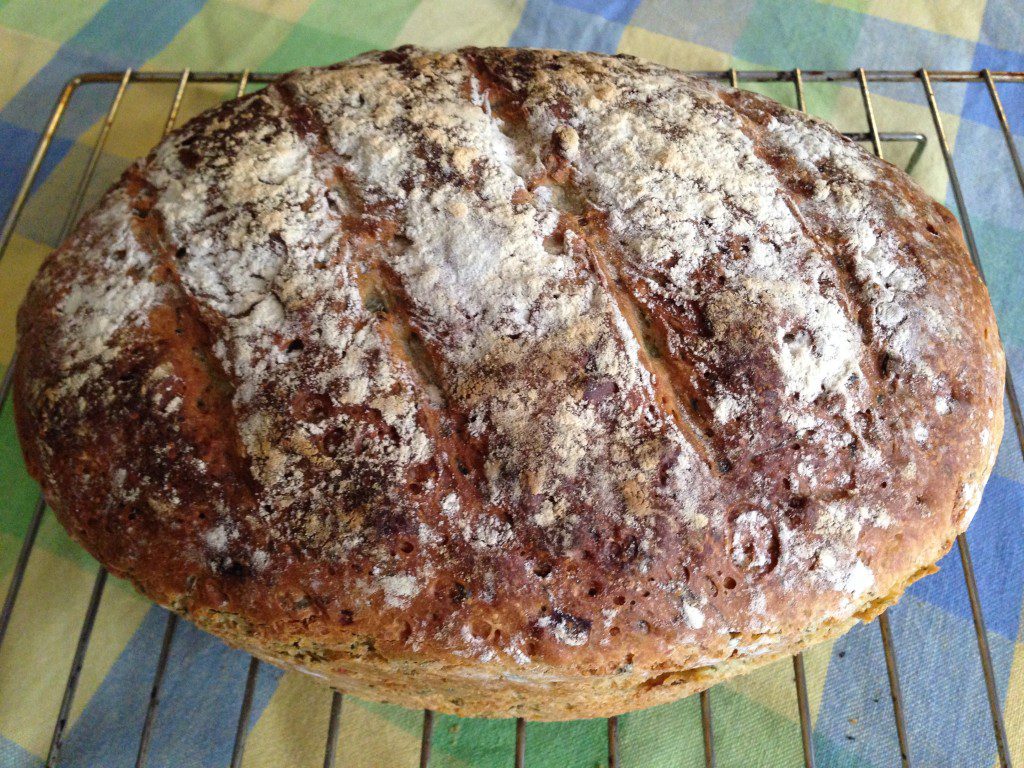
<box><xmin>14</xmin><ymin>47</ymin><xmax>1004</xmax><ymax>720</ymax></box>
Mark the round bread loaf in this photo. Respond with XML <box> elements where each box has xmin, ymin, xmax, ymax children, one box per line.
<box><xmin>14</xmin><ymin>47</ymin><xmax>1004</xmax><ymax>720</ymax></box>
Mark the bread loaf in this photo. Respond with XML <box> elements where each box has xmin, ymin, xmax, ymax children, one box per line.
<box><xmin>14</xmin><ymin>47</ymin><xmax>1004</xmax><ymax>720</ymax></box>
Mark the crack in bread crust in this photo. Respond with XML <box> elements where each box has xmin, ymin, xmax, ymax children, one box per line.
<box><xmin>278</xmin><ymin>74</ymin><xmax>498</xmax><ymax>528</ymax></box>
<box><xmin>127</xmin><ymin>166</ymin><xmax>259</xmax><ymax>498</ymax></box>
<box><xmin>463</xmin><ymin>49</ymin><xmax>725</xmax><ymax>471</ymax></box>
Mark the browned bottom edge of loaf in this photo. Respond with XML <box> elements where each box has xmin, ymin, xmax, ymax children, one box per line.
<box><xmin>183</xmin><ymin>561</ymin><xmax>937</xmax><ymax>722</ymax></box>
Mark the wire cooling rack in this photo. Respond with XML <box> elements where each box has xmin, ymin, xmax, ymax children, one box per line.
<box><xmin>0</xmin><ymin>65</ymin><xmax>1022</xmax><ymax>768</ymax></box>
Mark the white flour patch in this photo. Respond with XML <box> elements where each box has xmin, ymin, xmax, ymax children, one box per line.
<box><xmin>381</xmin><ymin>574</ymin><xmax>419</xmax><ymax>608</ymax></box>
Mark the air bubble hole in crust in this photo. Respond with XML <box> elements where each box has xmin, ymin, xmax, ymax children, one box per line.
<box><xmin>399</xmin><ymin>621</ymin><xmax>413</xmax><ymax>643</ymax></box>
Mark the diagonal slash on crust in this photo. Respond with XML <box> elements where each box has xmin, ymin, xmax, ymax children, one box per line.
<box><xmin>272</xmin><ymin>76</ymin><xmax>494</xmax><ymax>518</ymax></box>
<box><xmin>462</xmin><ymin>51</ymin><xmax>728</xmax><ymax>475</ymax></box>
<box><xmin>125</xmin><ymin>163</ymin><xmax>260</xmax><ymax>500</ymax></box>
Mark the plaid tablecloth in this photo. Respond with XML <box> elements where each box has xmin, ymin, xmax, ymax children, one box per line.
<box><xmin>1</xmin><ymin>1</ymin><xmax>1023</xmax><ymax>766</ymax></box>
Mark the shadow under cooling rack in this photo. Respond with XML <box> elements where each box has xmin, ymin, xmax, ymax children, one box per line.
<box><xmin>1</xmin><ymin>66</ymin><xmax>1023</xmax><ymax>768</ymax></box>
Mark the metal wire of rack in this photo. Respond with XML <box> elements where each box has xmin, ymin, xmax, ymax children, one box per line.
<box><xmin>0</xmin><ymin>66</ymin><xmax>1022</xmax><ymax>768</ymax></box>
